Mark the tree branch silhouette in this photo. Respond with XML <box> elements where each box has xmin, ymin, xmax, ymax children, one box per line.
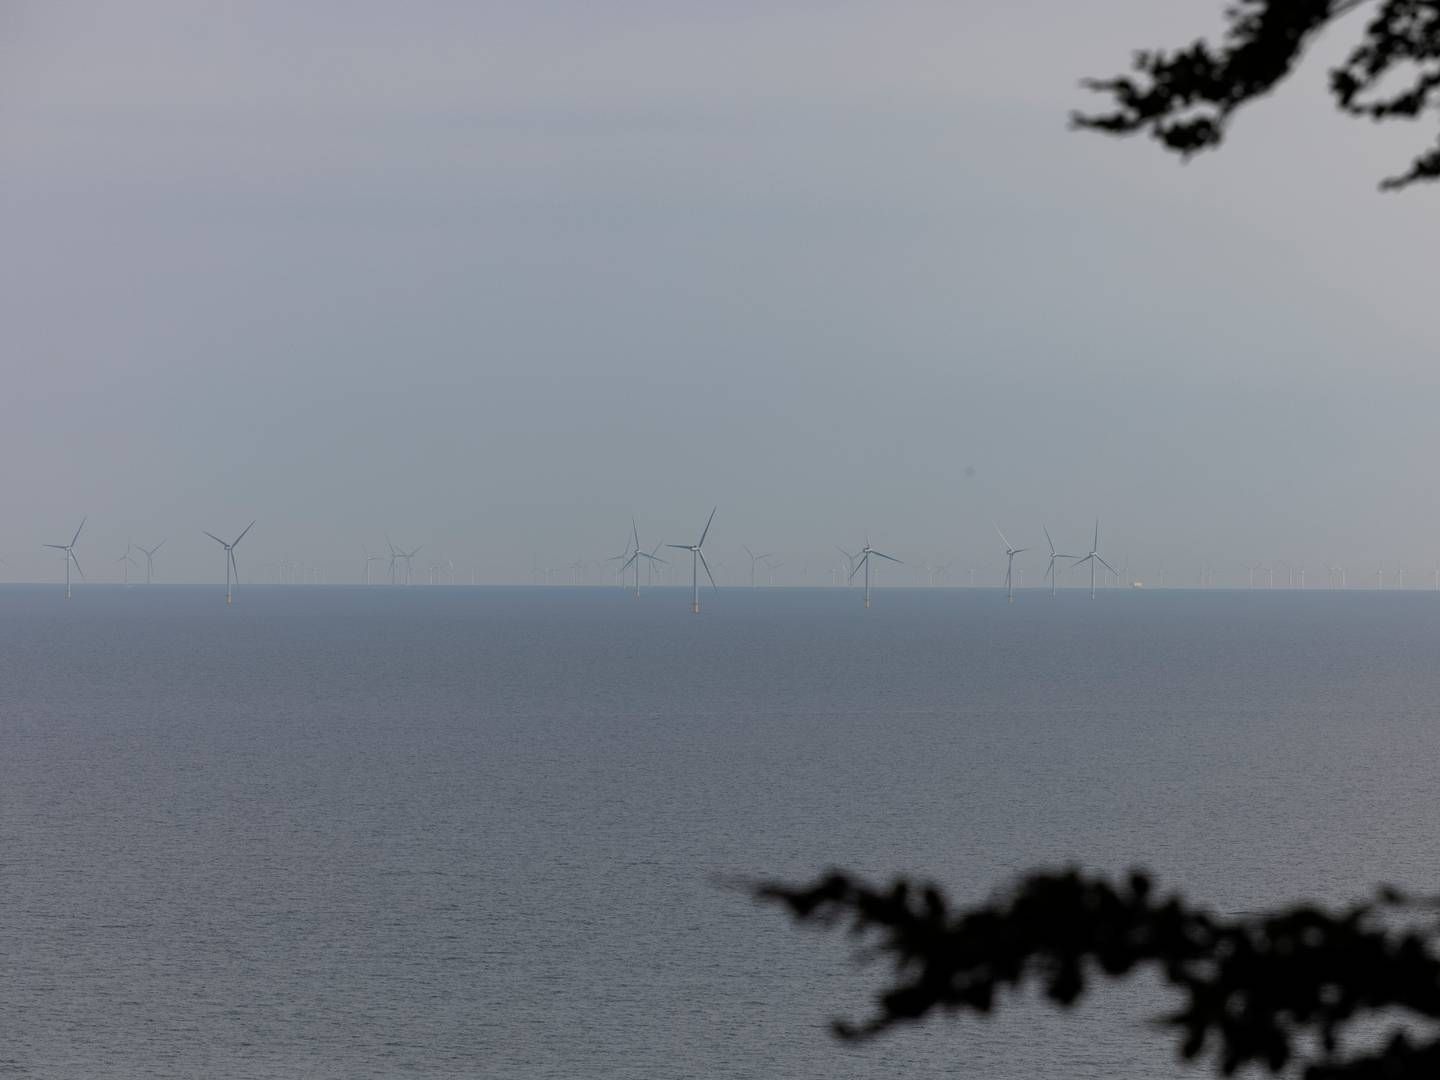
<box><xmin>1075</xmin><ymin>0</ymin><xmax>1440</xmax><ymax>189</ymax></box>
<box><xmin>756</xmin><ymin>868</ymin><xmax>1440</xmax><ymax>1077</ymax></box>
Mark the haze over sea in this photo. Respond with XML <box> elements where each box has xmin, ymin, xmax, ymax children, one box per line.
<box><xmin>3</xmin><ymin>585</ymin><xmax>1437</xmax><ymax>1079</ymax></box>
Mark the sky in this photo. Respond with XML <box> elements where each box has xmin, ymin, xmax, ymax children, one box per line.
<box><xmin>2</xmin><ymin>0</ymin><xmax>1437</xmax><ymax>587</ymax></box>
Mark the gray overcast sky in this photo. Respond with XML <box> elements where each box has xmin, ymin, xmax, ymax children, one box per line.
<box><xmin>2</xmin><ymin>1</ymin><xmax>1436</xmax><ymax>586</ymax></box>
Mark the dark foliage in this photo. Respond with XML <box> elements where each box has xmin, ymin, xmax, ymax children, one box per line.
<box><xmin>756</xmin><ymin>868</ymin><xmax>1440</xmax><ymax>1077</ymax></box>
<box><xmin>1075</xmin><ymin>0</ymin><xmax>1440</xmax><ymax>189</ymax></box>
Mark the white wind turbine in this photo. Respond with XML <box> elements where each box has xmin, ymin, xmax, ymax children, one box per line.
<box><xmin>848</xmin><ymin>536</ymin><xmax>900</xmax><ymax>609</ymax></box>
<box><xmin>606</xmin><ymin>531</ymin><xmax>635</xmax><ymax>587</ymax></box>
<box><xmin>620</xmin><ymin>519</ymin><xmax>666</xmax><ymax>597</ymax></box>
<box><xmin>994</xmin><ymin>524</ymin><xmax>1027</xmax><ymax>604</ymax></box>
<box><xmin>136</xmin><ymin>539</ymin><xmax>165</xmax><ymax>585</ymax></box>
<box><xmin>400</xmin><ymin>546</ymin><xmax>421</xmax><ymax>585</ymax></box>
<box><xmin>386</xmin><ymin>537</ymin><xmax>421</xmax><ymax>585</ymax></box>
<box><xmin>203</xmin><ymin>521</ymin><xmax>254</xmax><ymax>605</ymax></box>
<box><xmin>1042</xmin><ymin>526</ymin><xmax>1078</xmax><ymax>599</ymax></box>
<box><xmin>1071</xmin><ymin>519</ymin><xmax>1118</xmax><ymax>600</ymax></box>
<box><xmin>362</xmin><ymin>545</ymin><xmax>386</xmax><ymax>585</ymax></box>
<box><xmin>743</xmin><ymin>545</ymin><xmax>773</xmax><ymax>588</ymax></box>
<box><xmin>117</xmin><ymin>542</ymin><xmax>139</xmax><ymax>585</ymax></box>
<box><xmin>44</xmin><ymin>518</ymin><xmax>86</xmax><ymax>599</ymax></box>
<box><xmin>667</xmin><ymin>507</ymin><xmax>718</xmax><ymax>614</ymax></box>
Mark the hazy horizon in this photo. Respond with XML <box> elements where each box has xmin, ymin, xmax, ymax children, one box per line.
<box><xmin>5</xmin><ymin>1</ymin><xmax>1437</xmax><ymax>584</ymax></box>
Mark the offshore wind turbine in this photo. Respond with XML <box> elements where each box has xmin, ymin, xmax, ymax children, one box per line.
<box><xmin>667</xmin><ymin>507</ymin><xmax>717</xmax><ymax>614</ymax></box>
<box><xmin>203</xmin><ymin>521</ymin><xmax>254</xmax><ymax>605</ymax></box>
<box><xmin>620</xmin><ymin>520</ymin><xmax>666</xmax><ymax>598</ymax></box>
<box><xmin>994</xmin><ymin>524</ymin><xmax>1027</xmax><ymax>604</ymax></box>
<box><xmin>385</xmin><ymin>537</ymin><xmax>421</xmax><ymax>585</ymax></box>
<box><xmin>136</xmin><ymin>539</ymin><xmax>165</xmax><ymax>585</ymax></box>
<box><xmin>743</xmin><ymin>545</ymin><xmax>773</xmax><ymax>589</ymax></box>
<box><xmin>362</xmin><ymin>545</ymin><xmax>385</xmax><ymax>585</ymax></box>
<box><xmin>117</xmin><ymin>542</ymin><xmax>139</xmax><ymax>585</ymax></box>
<box><xmin>848</xmin><ymin>537</ymin><xmax>900</xmax><ymax>609</ymax></box>
<box><xmin>606</xmin><ymin>531</ymin><xmax>635</xmax><ymax>587</ymax></box>
<box><xmin>1042</xmin><ymin>526</ymin><xmax>1078</xmax><ymax>599</ymax></box>
<box><xmin>44</xmin><ymin>518</ymin><xmax>86</xmax><ymax>599</ymax></box>
<box><xmin>1071</xmin><ymin>519</ymin><xmax>1117</xmax><ymax>600</ymax></box>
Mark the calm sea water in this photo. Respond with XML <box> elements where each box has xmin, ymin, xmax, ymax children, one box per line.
<box><xmin>4</xmin><ymin>584</ymin><xmax>1440</xmax><ymax>1078</ymax></box>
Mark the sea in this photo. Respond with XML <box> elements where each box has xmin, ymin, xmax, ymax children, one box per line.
<box><xmin>3</xmin><ymin>583</ymin><xmax>1439</xmax><ymax>1079</ymax></box>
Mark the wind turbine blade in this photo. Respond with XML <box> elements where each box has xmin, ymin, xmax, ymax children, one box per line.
<box><xmin>43</xmin><ymin>544</ymin><xmax>66</xmax><ymax>550</ymax></box>
<box><xmin>665</xmin><ymin>544</ymin><xmax>689</xmax><ymax>551</ymax></box>
<box><xmin>1097</xmin><ymin>555</ymin><xmax>1119</xmax><ymax>576</ymax></box>
<box><xmin>848</xmin><ymin>554</ymin><xmax>866</xmax><ymax>582</ymax></box>
<box><xmin>993</xmin><ymin>522</ymin><xmax>1012</xmax><ymax>550</ymax></box>
<box><xmin>154</xmin><ymin>539</ymin><xmax>167</xmax><ymax>554</ymax></box>
<box><xmin>1043</xmin><ymin>526</ymin><xmax>1055</xmax><ymax>555</ymax></box>
<box><xmin>632</xmin><ymin>518</ymin><xmax>640</xmax><ymax>550</ymax></box>
<box><xmin>743</xmin><ymin>545</ymin><xmax>754</xmax><ymax>560</ymax></box>
<box><xmin>70</xmin><ymin>552</ymin><xmax>85</xmax><ymax>579</ymax></box>
<box><xmin>233</xmin><ymin>521</ymin><xmax>255</xmax><ymax>546</ymax></box>
<box><xmin>697</xmin><ymin>506</ymin><xmax>717</xmax><ymax>548</ymax></box>
<box><xmin>697</xmin><ymin>548</ymin><xmax>718</xmax><ymax>592</ymax></box>
<box><xmin>871</xmin><ymin>550</ymin><xmax>901</xmax><ymax>564</ymax></box>
<box><xmin>203</xmin><ymin>531</ymin><xmax>227</xmax><ymax>546</ymax></box>
<box><xmin>622</xmin><ymin>552</ymin><xmax>638</xmax><ymax>572</ymax></box>
<box><xmin>1093</xmin><ymin>519</ymin><xmax>1100</xmax><ymax>551</ymax></box>
<box><xmin>72</xmin><ymin>517</ymin><xmax>86</xmax><ymax>546</ymax></box>
<box><xmin>1071</xmin><ymin>555</ymin><xmax>1092</xmax><ymax>567</ymax></box>
<box><xmin>1012</xmin><ymin>548</ymin><xmax>1029</xmax><ymax>555</ymax></box>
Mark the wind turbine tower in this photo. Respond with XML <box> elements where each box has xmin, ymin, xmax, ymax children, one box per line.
<box><xmin>668</xmin><ymin>508</ymin><xmax>718</xmax><ymax>614</ymax></box>
<box><xmin>118</xmin><ymin>542</ymin><xmax>139</xmax><ymax>585</ymax></box>
<box><xmin>848</xmin><ymin>537</ymin><xmax>900</xmax><ymax>609</ymax></box>
<box><xmin>136</xmin><ymin>540</ymin><xmax>165</xmax><ymax>585</ymax></box>
<box><xmin>994</xmin><ymin>524</ymin><xmax>1027</xmax><ymax>604</ymax></box>
<box><xmin>203</xmin><ymin>521</ymin><xmax>254</xmax><ymax>605</ymax></box>
<box><xmin>620</xmin><ymin>520</ymin><xmax>665</xmax><ymax>597</ymax></box>
<box><xmin>44</xmin><ymin>518</ymin><xmax>86</xmax><ymax>599</ymax></box>
<box><xmin>743</xmin><ymin>545</ymin><xmax>773</xmax><ymax>589</ymax></box>
<box><xmin>1043</xmin><ymin>526</ymin><xmax>1077</xmax><ymax>599</ymax></box>
<box><xmin>1071</xmin><ymin>519</ymin><xmax>1118</xmax><ymax>600</ymax></box>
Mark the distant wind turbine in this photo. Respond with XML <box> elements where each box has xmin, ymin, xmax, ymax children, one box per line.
<box><xmin>44</xmin><ymin>518</ymin><xmax>86</xmax><ymax>599</ymax></box>
<box><xmin>848</xmin><ymin>537</ymin><xmax>900</xmax><ymax>609</ymax></box>
<box><xmin>743</xmin><ymin>545</ymin><xmax>773</xmax><ymax>589</ymax></box>
<box><xmin>136</xmin><ymin>539</ymin><xmax>165</xmax><ymax>585</ymax></box>
<box><xmin>362</xmin><ymin>545</ymin><xmax>385</xmax><ymax>585</ymax></box>
<box><xmin>203</xmin><ymin>521</ymin><xmax>254</xmax><ymax>605</ymax></box>
<box><xmin>1042</xmin><ymin>526</ymin><xmax>1077</xmax><ymax>599</ymax></box>
<box><xmin>1071</xmin><ymin>519</ymin><xmax>1117</xmax><ymax>600</ymax></box>
<box><xmin>117</xmin><ymin>542</ymin><xmax>139</xmax><ymax>585</ymax></box>
<box><xmin>385</xmin><ymin>537</ymin><xmax>421</xmax><ymax>585</ymax></box>
<box><xmin>994</xmin><ymin>523</ymin><xmax>1027</xmax><ymax>604</ymax></box>
<box><xmin>620</xmin><ymin>519</ymin><xmax>665</xmax><ymax>597</ymax></box>
<box><xmin>668</xmin><ymin>507</ymin><xmax>718</xmax><ymax>614</ymax></box>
